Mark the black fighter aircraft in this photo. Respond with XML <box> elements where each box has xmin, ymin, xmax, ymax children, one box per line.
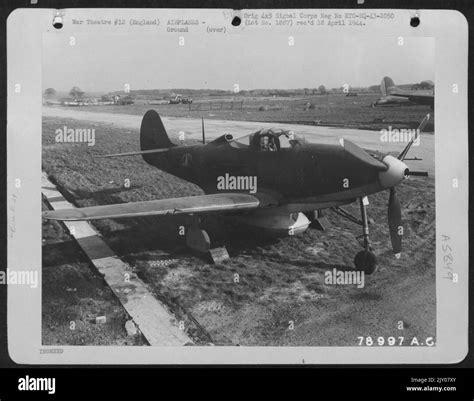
<box><xmin>43</xmin><ymin>111</ymin><xmax>430</xmax><ymax>274</ymax></box>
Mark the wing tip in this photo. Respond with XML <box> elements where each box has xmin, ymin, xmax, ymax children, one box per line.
<box><xmin>42</xmin><ymin>209</ymin><xmax>82</xmax><ymax>221</ymax></box>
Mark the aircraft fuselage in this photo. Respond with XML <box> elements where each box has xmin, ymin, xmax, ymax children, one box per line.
<box><xmin>144</xmin><ymin>140</ymin><xmax>386</xmax><ymax>211</ymax></box>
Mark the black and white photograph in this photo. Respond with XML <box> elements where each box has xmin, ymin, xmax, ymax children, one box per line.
<box><xmin>5</xmin><ymin>8</ymin><xmax>468</xmax><ymax>367</ymax></box>
<box><xmin>41</xmin><ymin>29</ymin><xmax>436</xmax><ymax>347</ymax></box>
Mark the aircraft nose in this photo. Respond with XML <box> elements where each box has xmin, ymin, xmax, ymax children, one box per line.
<box><xmin>378</xmin><ymin>155</ymin><xmax>409</xmax><ymax>188</ymax></box>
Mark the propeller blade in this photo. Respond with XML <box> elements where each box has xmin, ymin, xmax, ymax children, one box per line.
<box><xmin>407</xmin><ymin>170</ymin><xmax>428</xmax><ymax>177</ymax></box>
<box><xmin>387</xmin><ymin>187</ymin><xmax>402</xmax><ymax>257</ymax></box>
<box><xmin>416</xmin><ymin>113</ymin><xmax>431</xmax><ymax>132</ymax></box>
<box><xmin>397</xmin><ymin>114</ymin><xmax>430</xmax><ymax>161</ymax></box>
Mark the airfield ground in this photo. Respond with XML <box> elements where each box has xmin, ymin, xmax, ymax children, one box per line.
<box><xmin>60</xmin><ymin>92</ymin><xmax>434</xmax><ymax>131</ymax></box>
<box><xmin>42</xmin><ymin>95</ymin><xmax>435</xmax><ymax>347</ymax></box>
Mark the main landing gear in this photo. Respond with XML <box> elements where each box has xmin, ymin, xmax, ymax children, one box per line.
<box><xmin>331</xmin><ymin>196</ymin><xmax>378</xmax><ymax>275</ymax></box>
<box><xmin>184</xmin><ymin>216</ymin><xmax>229</xmax><ymax>263</ymax></box>
<box><xmin>185</xmin><ymin>217</ymin><xmax>211</xmax><ymax>253</ymax></box>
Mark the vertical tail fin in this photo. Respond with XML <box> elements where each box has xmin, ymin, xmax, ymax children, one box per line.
<box><xmin>140</xmin><ymin>110</ymin><xmax>174</xmax><ymax>151</ymax></box>
<box><xmin>140</xmin><ymin>110</ymin><xmax>175</xmax><ymax>165</ymax></box>
<box><xmin>381</xmin><ymin>76</ymin><xmax>397</xmax><ymax>96</ymax></box>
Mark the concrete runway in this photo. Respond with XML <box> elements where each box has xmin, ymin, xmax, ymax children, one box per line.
<box><xmin>43</xmin><ymin>106</ymin><xmax>435</xmax><ymax>176</ymax></box>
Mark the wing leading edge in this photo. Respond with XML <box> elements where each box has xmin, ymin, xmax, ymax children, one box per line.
<box><xmin>42</xmin><ymin>193</ymin><xmax>264</xmax><ymax>221</ymax></box>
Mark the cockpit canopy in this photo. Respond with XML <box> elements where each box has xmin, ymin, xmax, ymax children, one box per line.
<box><xmin>229</xmin><ymin>128</ymin><xmax>305</xmax><ymax>151</ymax></box>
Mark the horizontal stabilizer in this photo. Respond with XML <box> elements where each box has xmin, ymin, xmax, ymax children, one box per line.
<box><xmin>42</xmin><ymin>193</ymin><xmax>262</xmax><ymax>221</ymax></box>
<box><xmin>97</xmin><ymin>148</ymin><xmax>170</xmax><ymax>158</ymax></box>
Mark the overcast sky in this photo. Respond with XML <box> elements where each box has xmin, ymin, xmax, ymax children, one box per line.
<box><xmin>43</xmin><ymin>33</ymin><xmax>434</xmax><ymax>92</ymax></box>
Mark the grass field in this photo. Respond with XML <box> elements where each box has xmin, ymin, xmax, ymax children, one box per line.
<box><xmin>72</xmin><ymin>93</ymin><xmax>434</xmax><ymax>132</ymax></box>
<box><xmin>42</xmin><ymin>110</ymin><xmax>436</xmax><ymax>346</ymax></box>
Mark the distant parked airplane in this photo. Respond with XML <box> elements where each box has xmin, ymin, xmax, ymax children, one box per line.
<box><xmin>373</xmin><ymin>76</ymin><xmax>434</xmax><ymax>108</ymax></box>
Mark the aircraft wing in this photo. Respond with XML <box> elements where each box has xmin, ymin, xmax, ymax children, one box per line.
<box><xmin>390</xmin><ymin>91</ymin><xmax>434</xmax><ymax>106</ymax></box>
<box><xmin>42</xmin><ymin>193</ymin><xmax>267</xmax><ymax>221</ymax></box>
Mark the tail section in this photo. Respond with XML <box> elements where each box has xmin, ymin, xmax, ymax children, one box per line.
<box><xmin>381</xmin><ymin>76</ymin><xmax>397</xmax><ymax>96</ymax></box>
<box><xmin>97</xmin><ymin>110</ymin><xmax>176</xmax><ymax>166</ymax></box>
<box><xmin>140</xmin><ymin>110</ymin><xmax>174</xmax><ymax>151</ymax></box>
<box><xmin>140</xmin><ymin>110</ymin><xmax>175</xmax><ymax>165</ymax></box>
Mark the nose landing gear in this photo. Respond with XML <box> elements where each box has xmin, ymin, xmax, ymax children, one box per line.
<box><xmin>331</xmin><ymin>197</ymin><xmax>378</xmax><ymax>275</ymax></box>
<box><xmin>354</xmin><ymin>197</ymin><xmax>378</xmax><ymax>275</ymax></box>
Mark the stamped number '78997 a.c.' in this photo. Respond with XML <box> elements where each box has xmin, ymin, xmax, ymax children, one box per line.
<box><xmin>358</xmin><ymin>336</ymin><xmax>435</xmax><ymax>346</ymax></box>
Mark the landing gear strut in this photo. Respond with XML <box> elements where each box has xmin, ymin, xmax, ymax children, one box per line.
<box><xmin>184</xmin><ymin>217</ymin><xmax>230</xmax><ymax>263</ymax></box>
<box><xmin>354</xmin><ymin>197</ymin><xmax>378</xmax><ymax>275</ymax></box>
<box><xmin>185</xmin><ymin>217</ymin><xmax>211</xmax><ymax>253</ymax></box>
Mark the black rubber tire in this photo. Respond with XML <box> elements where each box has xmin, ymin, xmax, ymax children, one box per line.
<box><xmin>354</xmin><ymin>250</ymin><xmax>378</xmax><ymax>275</ymax></box>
